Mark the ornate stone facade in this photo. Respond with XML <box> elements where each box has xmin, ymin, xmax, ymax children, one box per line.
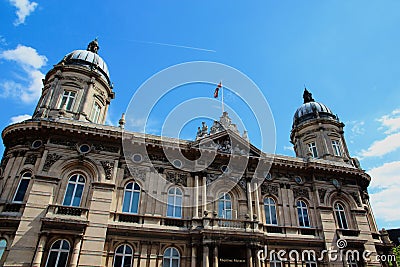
<box><xmin>0</xmin><ymin>41</ymin><xmax>392</xmax><ymax>267</ymax></box>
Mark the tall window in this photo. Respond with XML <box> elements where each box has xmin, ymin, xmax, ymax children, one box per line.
<box><xmin>63</xmin><ymin>174</ymin><xmax>85</xmax><ymax>207</ymax></box>
<box><xmin>59</xmin><ymin>91</ymin><xmax>76</xmax><ymax>111</ymax></box>
<box><xmin>297</xmin><ymin>200</ymin><xmax>310</xmax><ymax>227</ymax></box>
<box><xmin>13</xmin><ymin>172</ymin><xmax>32</xmax><ymax>202</ymax></box>
<box><xmin>0</xmin><ymin>239</ymin><xmax>6</xmax><ymax>261</ymax></box>
<box><xmin>90</xmin><ymin>102</ymin><xmax>101</xmax><ymax>123</ymax></box>
<box><xmin>270</xmin><ymin>252</ymin><xmax>282</xmax><ymax>267</ymax></box>
<box><xmin>347</xmin><ymin>255</ymin><xmax>358</xmax><ymax>267</ymax></box>
<box><xmin>334</xmin><ymin>202</ymin><xmax>348</xmax><ymax>229</ymax></box>
<box><xmin>163</xmin><ymin>247</ymin><xmax>180</xmax><ymax>267</ymax></box>
<box><xmin>113</xmin><ymin>244</ymin><xmax>133</xmax><ymax>267</ymax></box>
<box><xmin>332</xmin><ymin>140</ymin><xmax>342</xmax><ymax>156</ymax></box>
<box><xmin>304</xmin><ymin>254</ymin><xmax>317</xmax><ymax>267</ymax></box>
<box><xmin>122</xmin><ymin>182</ymin><xmax>140</xmax><ymax>214</ymax></box>
<box><xmin>167</xmin><ymin>187</ymin><xmax>182</xmax><ymax>218</ymax></box>
<box><xmin>218</xmin><ymin>192</ymin><xmax>233</xmax><ymax>219</ymax></box>
<box><xmin>307</xmin><ymin>142</ymin><xmax>318</xmax><ymax>158</ymax></box>
<box><xmin>264</xmin><ymin>197</ymin><xmax>278</xmax><ymax>225</ymax></box>
<box><xmin>45</xmin><ymin>240</ymin><xmax>70</xmax><ymax>267</ymax></box>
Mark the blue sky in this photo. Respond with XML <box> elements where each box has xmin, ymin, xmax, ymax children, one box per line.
<box><xmin>0</xmin><ymin>1</ymin><xmax>399</xmax><ymax>229</ymax></box>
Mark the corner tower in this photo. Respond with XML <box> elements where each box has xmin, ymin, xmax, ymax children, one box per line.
<box><xmin>33</xmin><ymin>39</ymin><xmax>115</xmax><ymax>124</ymax></box>
<box><xmin>290</xmin><ymin>89</ymin><xmax>353</xmax><ymax>164</ymax></box>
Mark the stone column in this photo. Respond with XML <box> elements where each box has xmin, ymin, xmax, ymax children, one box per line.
<box><xmin>191</xmin><ymin>246</ymin><xmax>197</xmax><ymax>267</ymax></box>
<box><xmin>253</xmin><ymin>182</ymin><xmax>261</xmax><ymax>222</ymax></box>
<box><xmin>213</xmin><ymin>246</ymin><xmax>218</xmax><ymax>267</ymax></box>
<box><xmin>246</xmin><ymin>247</ymin><xmax>253</xmax><ymax>267</ymax></box>
<box><xmin>246</xmin><ymin>181</ymin><xmax>253</xmax><ymax>220</ymax></box>
<box><xmin>69</xmin><ymin>237</ymin><xmax>82</xmax><ymax>267</ymax></box>
<box><xmin>32</xmin><ymin>234</ymin><xmax>47</xmax><ymax>267</ymax></box>
<box><xmin>203</xmin><ymin>245</ymin><xmax>209</xmax><ymax>267</ymax></box>
<box><xmin>194</xmin><ymin>175</ymin><xmax>199</xmax><ymax>218</ymax></box>
<box><xmin>202</xmin><ymin>176</ymin><xmax>207</xmax><ymax>214</ymax></box>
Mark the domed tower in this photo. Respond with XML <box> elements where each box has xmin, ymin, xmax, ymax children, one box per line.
<box><xmin>290</xmin><ymin>89</ymin><xmax>353</xmax><ymax>164</ymax></box>
<box><xmin>33</xmin><ymin>39</ymin><xmax>115</xmax><ymax>124</ymax></box>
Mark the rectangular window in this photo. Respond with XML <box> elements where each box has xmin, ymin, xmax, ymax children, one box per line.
<box><xmin>90</xmin><ymin>102</ymin><xmax>101</xmax><ymax>123</ymax></box>
<box><xmin>332</xmin><ymin>140</ymin><xmax>342</xmax><ymax>156</ymax></box>
<box><xmin>307</xmin><ymin>142</ymin><xmax>318</xmax><ymax>158</ymax></box>
<box><xmin>59</xmin><ymin>91</ymin><xmax>76</xmax><ymax>111</ymax></box>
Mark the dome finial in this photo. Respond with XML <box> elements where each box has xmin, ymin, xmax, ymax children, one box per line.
<box><xmin>87</xmin><ymin>38</ymin><xmax>99</xmax><ymax>54</ymax></box>
<box><xmin>303</xmin><ymin>88</ymin><xmax>315</xmax><ymax>103</ymax></box>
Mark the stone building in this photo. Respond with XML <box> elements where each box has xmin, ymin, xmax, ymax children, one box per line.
<box><xmin>0</xmin><ymin>40</ymin><xmax>393</xmax><ymax>267</ymax></box>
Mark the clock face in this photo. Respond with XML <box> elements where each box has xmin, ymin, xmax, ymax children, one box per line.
<box><xmin>332</xmin><ymin>179</ymin><xmax>341</xmax><ymax>189</ymax></box>
<box><xmin>295</xmin><ymin>176</ymin><xmax>303</xmax><ymax>184</ymax></box>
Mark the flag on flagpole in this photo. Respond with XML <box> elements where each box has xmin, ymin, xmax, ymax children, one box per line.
<box><xmin>214</xmin><ymin>81</ymin><xmax>222</xmax><ymax>98</ymax></box>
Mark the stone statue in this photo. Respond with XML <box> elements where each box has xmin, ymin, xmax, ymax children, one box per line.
<box><xmin>87</xmin><ymin>38</ymin><xmax>99</xmax><ymax>54</ymax></box>
<box><xmin>201</xmin><ymin>122</ymin><xmax>208</xmax><ymax>136</ymax></box>
<box><xmin>303</xmin><ymin>89</ymin><xmax>315</xmax><ymax>103</ymax></box>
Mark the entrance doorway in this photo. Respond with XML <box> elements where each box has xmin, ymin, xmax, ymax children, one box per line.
<box><xmin>218</xmin><ymin>245</ymin><xmax>247</xmax><ymax>267</ymax></box>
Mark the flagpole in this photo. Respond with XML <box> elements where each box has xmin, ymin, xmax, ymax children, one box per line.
<box><xmin>221</xmin><ymin>80</ymin><xmax>224</xmax><ymax>113</ymax></box>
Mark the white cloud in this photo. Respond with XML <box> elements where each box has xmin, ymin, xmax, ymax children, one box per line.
<box><xmin>359</xmin><ymin>108</ymin><xmax>400</xmax><ymax>158</ymax></box>
<box><xmin>283</xmin><ymin>145</ymin><xmax>294</xmax><ymax>151</ymax></box>
<box><xmin>1</xmin><ymin>45</ymin><xmax>47</xmax><ymax>68</ymax></box>
<box><xmin>0</xmin><ymin>45</ymin><xmax>47</xmax><ymax>103</ymax></box>
<box><xmin>10</xmin><ymin>114</ymin><xmax>31</xmax><ymax>124</ymax></box>
<box><xmin>378</xmin><ymin>109</ymin><xmax>400</xmax><ymax>134</ymax></box>
<box><xmin>368</xmin><ymin>161</ymin><xmax>400</xmax><ymax>222</ymax></box>
<box><xmin>8</xmin><ymin>0</ymin><xmax>38</xmax><ymax>26</ymax></box>
<box><xmin>359</xmin><ymin>132</ymin><xmax>400</xmax><ymax>157</ymax></box>
<box><xmin>349</xmin><ymin>120</ymin><xmax>365</xmax><ymax>136</ymax></box>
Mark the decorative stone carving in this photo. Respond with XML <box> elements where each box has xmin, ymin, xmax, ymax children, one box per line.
<box><xmin>260</xmin><ymin>183</ymin><xmax>279</xmax><ymax>196</ymax></box>
<box><xmin>238</xmin><ymin>177</ymin><xmax>247</xmax><ymax>192</ymax></box>
<box><xmin>350</xmin><ymin>191</ymin><xmax>362</xmax><ymax>207</ymax></box>
<box><xmin>43</xmin><ymin>153</ymin><xmax>62</xmax><ymax>171</ymax></box>
<box><xmin>93</xmin><ymin>144</ymin><xmax>119</xmax><ymax>153</ymax></box>
<box><xmin>24</xmin><ymin>154</ymin><xmax>37</xmax><ymax>165</ymax></box>
<box><xmin>124</xmin><ymin>166</ymin><xmax>146</xmax><ymax>181</ymax></box>
<box><xmin>293</xmin><ymin>187</ymin><xmax>309</xmax><ymax>200</ymax></box>
<box><xmin>217</xmin><ymin>140</ymin><xmax>231</xmax><ymax>154</ymax></box>
<box><xmin>206</xmin><ymin>173</ymin><xmax>218</xmax><ymax>185</ymax></box>
<box><xmin>166</xmin><ymin>171</ymin><xmax>187</xmax><ymax>187</ymax></box>
<box><xmin>101</xmin><ymin>161</ymin><xmax>114</xmax><ymax>180</ymax></box>
<box><xmin>50</xmin><ymin>139</ymin><xmax>77</xmax><ymax>149</ymax></box>
<box><xmin>318</xmin><ymin>188</ymin><xmax>327</xmax><ymax>203</ymax></box>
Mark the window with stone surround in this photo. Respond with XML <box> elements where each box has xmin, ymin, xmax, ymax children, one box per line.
<box><xmin>45</xmin><ymin>239</ymin><xmax>70</xmax><ymax>267</ymax></box>
<box><xmin>59</xmin><ymin>90</ymin><xmax>76</xmax><ymax>111</ymax></box>
<box><xmin>334</xmin><ymin>202</ymin><xmax>348</xmax><ymax>229</ymax></box>
<box><xmin>13</xmin><ymin>171</ymin><xmax>32</xmax><ymax>202</ymax></box>
<box><xmin>264</xmin><ymin>197</ymin><xmax>278</xmax><ymax>225</ymax></box>
<box><xmin>297</xmin><ymin>200</ymin><xmax>310</xmax><ymax>227</ymax></box>
<box><xmin>307</xmin><ymin>142</ymin><xmax>318</xmax><ymax>158</ymax></box>
<box><xmin>62</xmin><ymin>174</ymin><xmax>85</xmax><ymax>207</ymax></box>
<box><xmin>113</xmin><ymin>244</ymin><xmax>133</xmax><ymax>267</ymax></box>
<box><xmin>218</xmin><ymin>192</ymin><xmax>233</xmax><ymax>219</ymax></box>
<box><xmin>167</xmin><ymin>187</ymin><xmax>182</xmax><ymax>218</ymax></box>
<box><xmin>122</xmin><ymin>182</ymin><xmax>140</xmax><ymax>214</ymax></box>
<box><xmin>163</xmin><ymin>247</ymin><xmax>180</xmax><ymax>267</ymax></box>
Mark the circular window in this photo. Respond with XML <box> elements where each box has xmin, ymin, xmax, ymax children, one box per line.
<box><xmin>132</xmin><ymin>153</ymin><xmax>142</xmax><ymax>163</ymax></box>
<box><xmin>31</xmin><ymin>140</ymin><xmax>43</xmax><ymax>149</ymax></box>
<box><xmin>332</xmin><ymin>179</ymin><xmax>341</xmax><ymax>189</ymax></box>
<box><xmin>294</xmin><ymin>176</ymin><xmax>303</xmax><ymax>184</ymax></box>
<box><xmin>265</xmin><ymin>172</ymin><xmax>272</xmax><ymax>180</ymax></box>
<box><xmin>172</xmin><ymin>159</ymin><xmax>182</xmax><ymax>168</ymax></box>
<box><xmin>78</xmin><ymin>144</ymin><xmax>91</xmax><ymax>154</ymax></box>
<box><xmin>221</xmin><ymin>165</ymin><xmax>229</xmax><ymax>173</ymax></box>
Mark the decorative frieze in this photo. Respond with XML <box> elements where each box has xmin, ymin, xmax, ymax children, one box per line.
<box><xmin>260</xmin><ymin>183</ymin><xmax>279</xmax><ymax>196</ymax></box>
<box><xmin>101</xmin><ymin>161</ymin><xmax>114</xmax><ymax>180</ymax></box>
<box><xmin>166</xmin><ymin>171</ymin><xmax>188</xmax><ymax>187</ymax></box>
<box><xmin>93</xmin><ymin>144</ymin><xmax>119</xmax><ymax>153</ymax></box>
<box><xmin>50</xmin><ymin>139</ymin><xmax>77</xmax><ymax>149</ymax></box>
<box><xmin>43</xmin><ymin>153</ymin><xmax>62</xmax><ymax>171</ymax></box>
<box><xmin>24</xmin><ymin>154</ymin><xmax>37</xmax><ymax>165</ymax></box>
<box><xmin>293</xmin><ymin>187</ymin><xmax>309</xmax><ymax>200</ymax></box>
<box><xmin>124</xmin><ymin>166</ymin><xmax>147</xmax><ymax>181</ymax></box>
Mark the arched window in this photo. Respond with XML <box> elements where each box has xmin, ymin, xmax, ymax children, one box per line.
<box><xmin>0</xmin><ymin>239</ymin><xmax>7</xmax><ymax>261</ymax></box>
<box><xmin>297</xmin><ymin>200</ymin><xmax>310</xmax><ymax>227</ymax></box>
<box><xmin>122</xmin><ymin>182</ymin><xmax>141</xmax><ymax>214</ymax></box>
<box><xmin>218</xmin><ymin>192</ymin><xmax>233</xmax><ymax>219</ymax></box>
<box><xmin>45</xmin><ymin>240</ymin><xmax>70</xmax><ymax>267</ymax></box>
<box><xmin>113</xmin><ymin>244</ymin><xmax>133</xmax><ymax>267</ymax></box>
<box><xmin>347</xmin><ymin>255</ymin><xmax>358</xmax><ymax>267</ymax></box>
<box><xmin>62</xmin><ymin>174</ymin><xmax>85</xmax><ymax>207</ymax></box>
<box><xmin>13</xmin><ymin>172</ymin><xmax>32</xmax><ymax>202</ymax></box>
<box><xmin>163</xmin><ymin>247</ymin><xmax>180</xmax><ymax>267</ymax></box>
<box><xmin>264</xmin><ymin>197</ymin><xmax>278</xmax><ymax>225</ymax></box>
<box><xmin>270</xmin><ymin>252</ymin><xmax>282</xmax><ymax>267</ymax></box>
<box><xmin>334</xmin><ymin>202</ymin><xmax>348</xmax><ymax>229</ymax></box>
<box><xmin>304</xmin><ymin>253</ymin><xmax>317</xmax><ymax>267</ymax></box>
<box><xmin>167</xmin><ymin>187</ymin><xmax>182</xmax><ymax>218</ymax></box>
